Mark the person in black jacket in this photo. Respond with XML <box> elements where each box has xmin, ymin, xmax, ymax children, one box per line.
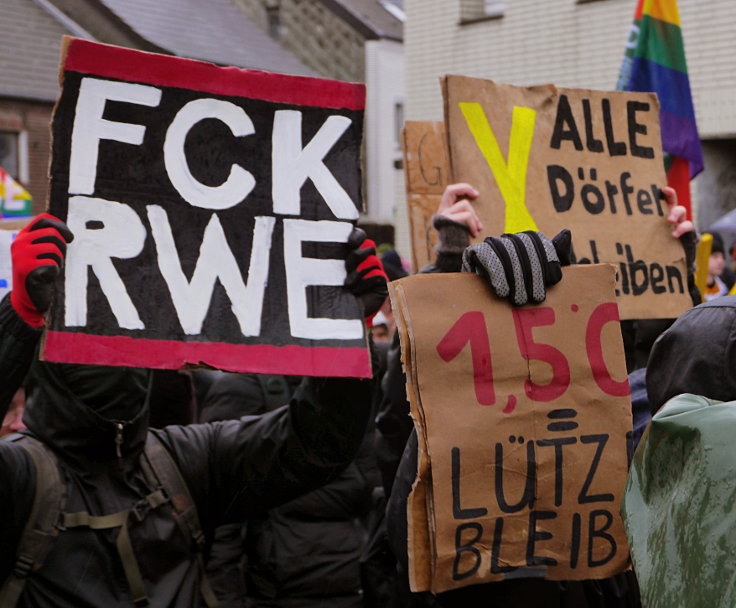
<box><xmin>379</xmin><ymin>182</ymin><xmax>693</xmax><ymax>608</ymax></box>
<box><xmin>0</xmin><ymin>215</ymin><xmax>385</xmax><ymax>607</ymax></box>
<box><xmin>200</xmin><ymin>373</ymin><xmax>373</xmax><ymax>608</ymax></box>
<box><xmin>645</xmin><ymin>295</ymin><xmax>736</xmax><ymax>415</ymax></box>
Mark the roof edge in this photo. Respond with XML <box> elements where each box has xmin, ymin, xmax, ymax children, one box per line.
<box><xmin>31</xmin><ymin>0</ymin><xmax>97</xmax><ymax>40</ymax></box>
<box><xmin>45</xmin><ymin>0</ymin><xmax>172</xmax><ymax>55</ymax></box>
<box><xmin>318</xmin><ymin>0</ymin><xmax>403</xmax><ymax>41</ymax></box>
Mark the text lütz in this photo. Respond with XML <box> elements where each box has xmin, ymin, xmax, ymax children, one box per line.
<box><xmin>449</xmin><ymin>432</ymin><xmax>619</xmax><ymax>580</ymax></box>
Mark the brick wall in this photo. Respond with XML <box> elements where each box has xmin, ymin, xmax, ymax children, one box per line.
<box><xmin>231</xmin><ymin>0</ymin><xmax>366</xmax><ymax>82</ymax></box>
<box><xmin>0</xmin><ymin>100</ymin><xmax>54</xmax><ymax>215</ymax></box>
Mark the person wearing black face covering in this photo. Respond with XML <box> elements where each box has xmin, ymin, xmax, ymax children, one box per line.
<box><xmin>0</xmin><ymin>215</ymin><xmax>386</xmax><ymax>608</ymax></box>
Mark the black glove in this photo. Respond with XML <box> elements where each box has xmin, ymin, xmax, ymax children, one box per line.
<box><xmin>344</xmin><ymin>228</ymin><xmax>389</xmax><ymax>319</ymax></box>
<box><xmin>680</xmin><ymin>231</ymin><xmax>701</xmax><ymax>306</ymax></box>
<box><xmin>461</xmin><ymin>229</ymin><xmax>572</xmax><ymax>306</ymax></box>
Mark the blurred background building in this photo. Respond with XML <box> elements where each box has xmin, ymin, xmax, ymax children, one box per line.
<box><xmin>230</xmin><ymin>0</ymin><xmax>406</xmax><ymax>247</ymax></box>
<box><xmin>1</xmin><ymin>0</ymin><xmax>734</xmax><ymax>262</ymax></box>
<box><xmin>0</xmin><ymin>0</ymin><xmax>405</xmax><ymax>248</ymax></box>
<box><xmin>401</xmin><ymin>0</ymin><xmax>736</xmax><ymax>253</ymax></box>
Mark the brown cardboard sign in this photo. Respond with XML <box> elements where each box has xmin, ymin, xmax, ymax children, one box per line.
<box><xmin>403</xmin><ymin>121</ymin><xmax>449</xmax><ymax>195</ymax></box>
<box><xmin>402</xmin><ymin>122</ymin><xmax>450</xmax><ymax>271</ymax></box>
<box><xmin>390</xmin><ymin>265</ymin><xmax>632</xmax><ymax>593</ymax></box>
<box><xmin>392</xmin><ymin>283</ymin><xmax>435</xmax><ymax>590</ymax></box>
<box><xmin>406</xmin><ymin>194</ymin><xmax>440</xmax><ymax>273</ymax></box>
<box><xmin>442</xmin><ymin>76</ymin><xmax>690</xmax><ymax>319</ymax></box>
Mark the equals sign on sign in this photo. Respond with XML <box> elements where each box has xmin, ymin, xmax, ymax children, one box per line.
<box><xmin>547</xmin><ymin>408</ymin><xmax>578</xmax><ymax>432</ymax></box>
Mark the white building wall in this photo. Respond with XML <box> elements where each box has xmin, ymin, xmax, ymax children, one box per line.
<box><xmin>364</xmin><ymin>38</ymin><xmax>409</xmax><ymax>256</ymax></box>
<box><xmin>405</xmin><ymin>0</ymin><xmax>736</xmax><ymax>136</ymax></box>
<box><xmin>403</xmin><ymin>0</ymin><xmax>736</xmax><ymax>235</ymax></box>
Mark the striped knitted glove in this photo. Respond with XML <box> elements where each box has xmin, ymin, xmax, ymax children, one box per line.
<box><xmin>462</xmin><ymin>230</ymin><xmax>572</xmax><ymax>306</ymax></box>
<box><xmin>344</xmin><ymin>228</ymin><xmax>389</xmax><ymax>320</ymax></box>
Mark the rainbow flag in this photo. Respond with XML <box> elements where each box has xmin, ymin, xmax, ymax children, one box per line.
<box><xmin>616</xmin><ymin>0</ymin><xmax>703</xmax><ymax>216</ymax></box>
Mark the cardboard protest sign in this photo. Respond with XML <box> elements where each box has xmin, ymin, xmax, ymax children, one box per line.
<box><xmin>42</xmin><ymin>37</ymin><xmax>370</xmax><ymax>377</ymax></box>
<box><xmin>391</xmin><ymin>285</ymin><xmax>434</xmax><ymax>590</ymax></box>
<box><xmin>390</xmin><ymin>265</ymin><xmax>632</xmax><ymax>593</ymax></box>
<box><xmin>442</xmin><ymin>76</ymin><xmax>691</xmax><ymax>319</ymax></box>
<box><xmin>402</xmin><ymin>122</ymin><xmax>450</xmax><ymax>271</ymax></box>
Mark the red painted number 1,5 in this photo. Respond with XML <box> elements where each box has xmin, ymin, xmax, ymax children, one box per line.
<box><xmin>436</xmin><ymin>304</ymin><xmax>628</xmax><ymax>409</ymax></box>
<box><xmin>513</xmin><ymin>307</ymin><xmax>571</xmax><ymax>402</ymax></box>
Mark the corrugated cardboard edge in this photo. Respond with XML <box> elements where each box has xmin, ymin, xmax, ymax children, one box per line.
<box><xmin>389</xmin><ymin>281</ymin><xmax>434</xmax><ymax>591</ymax></box>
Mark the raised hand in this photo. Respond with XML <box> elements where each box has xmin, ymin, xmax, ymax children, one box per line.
<box><xmin>10</xmin><ymin>214</ymin><xmax>74</xmax><ymax>327</ymax></box>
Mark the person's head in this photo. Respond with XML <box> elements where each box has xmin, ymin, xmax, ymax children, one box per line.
<box><xmin>371</xmin><ymin>311</ymin><xmax>391</xmax><ymax>343</ymax></box>
<box><xmin>0</xmin><ymin>388</ymin><xmax>26</xmax><ymax>437</ymax></box>
<box><xmin>47</xmin><ymin>363</ymin><xmax>150</xmax><ymax>420</ymax></box>
<box><xmin>647</xmin><ymin>296</ymin><xmax>736</xmax><ymax>412</ymax></box>
<box><xmin>380</xmin><ymin>249</ymin><xmax>408</xmax><ymax>282</ymax></box>
<box><xmin>708</xmin><ymin>233</ymin><xmax>726</xmax><ymax>277</ymax></box>
<box><xmin>730</xmin><ymin>241</ymin><xmax>736</xmax><ymax>261</ymax></box>
<box><xmin>21</xmin><ymin>361</ymin><xmax>152</xmax><ymax>463</ymax></box>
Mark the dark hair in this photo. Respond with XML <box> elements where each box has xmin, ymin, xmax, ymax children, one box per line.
<box><xmin>380</xmin><ymin>249</ymin><xmax>408</xmax><ymax>281</ymax></box>
<box><xmin>710</xmin><ymin>232</ymin><xmax>725</xmax><ymax>255</ymax></box>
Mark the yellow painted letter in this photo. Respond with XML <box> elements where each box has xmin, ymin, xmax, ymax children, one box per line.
<box><xmin>459</xmin><ymin>102</ymin><xmax>538</xmax><ymax>233</ymax></box>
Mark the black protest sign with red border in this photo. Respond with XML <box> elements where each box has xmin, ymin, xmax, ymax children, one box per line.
<box><xmin>42</xmin><ymin>37</ymin><xmax>370</xmax><ymax>378</ymax></box>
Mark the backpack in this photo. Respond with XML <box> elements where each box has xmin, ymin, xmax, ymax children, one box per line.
<box><xmin>0</xmin><ymin>432</ymin><xmax>219</xmax><ymax>607</ymax></box>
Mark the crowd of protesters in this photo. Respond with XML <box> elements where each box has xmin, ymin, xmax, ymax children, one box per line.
<box><xmin>0</xmin><ymin>179</ymin><xmax>733</xmax><ymax>608</ymax></box>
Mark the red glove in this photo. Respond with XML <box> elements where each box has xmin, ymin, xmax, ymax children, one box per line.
<box><xmin>344</xmin><ymin>228</ymin><xmax>389</xmax><ymax>323</ymax></box>
<box><xmin>10</xmin><ymin>213</ymin><xmax>74</xmax><ymax>327</ymax></box>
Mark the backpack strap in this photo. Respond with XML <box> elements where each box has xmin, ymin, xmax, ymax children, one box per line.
<box><xmin>61</xmin><ymin>505</ymin><xmax>161</xmax><ymax>607</ymax></box>
<box><xmin>0</xmin><ymin>435</ymin><xmax>66</xmax><ymax>607</ymax></box>
<box><xmin>0</xmin><ymin>433</ymin><xmax>220</xmax><ymax>608</ymax></box>
<box><xmin>142</xmin><ymin>432</ymin><xmax>219</xmax><ymax>608</ymax></box>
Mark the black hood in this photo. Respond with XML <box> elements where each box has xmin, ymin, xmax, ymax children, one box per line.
<box><xmin>647</xmin><ymin>296</ymin><xmax>736</xmax><ymax>413</ymax></box>
<box><xmin>23</xmin><ymin>360</ymin><xmax>151</xmax><ymax>468</ymax></box>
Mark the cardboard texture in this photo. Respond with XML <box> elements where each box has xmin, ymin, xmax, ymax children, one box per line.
<box><xmin>442</xmin><ymin>76</ymin><xmax>691</xmax><ymax>320</ymax></box>
<box><xmin>42</xmin><ymin>37</ymin><xmax>371</xmax><ymax>378</ymax></box>
<box><xmin>390</xmin><ymin>265</ymin><xmax>632</xmax><ymax>593</ymax></box>
<box><xmin>402</xmin><ymin>122</ymin><xmax>450</xmax><ymax>271</ymax></box>
<box><xmin>391</xmin><ymin>285</ymin><xmax>434</xmax><ymax>590</ymax></box>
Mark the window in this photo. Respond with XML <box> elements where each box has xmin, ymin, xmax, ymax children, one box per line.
<box><xmin>265</xmin><ymin>0</ymin><xmax>281</xmax><ymax>39</ymax></box>
<box><xmin>483</xmin><ymin>0</ymin><xmax>505</xmax><ymax>17</ymax></box>
<box><xmin>394</xmin><ymin>101</ymin><xmax>404</xmax><ymax>149</ymax></box>
<box><xmin>460</xmin><ymin>0</ymin><xmax>505</xmax><ymax>24</ymax></box>
<box><xmin>393</xmin><ymin>101</ymin><xmax>404</xmax><ymax>169</ymax></box>
<box><xmin>0</xmin><ymin>131</ymin><xmax>19</xmax><ymax>177</ymax></box>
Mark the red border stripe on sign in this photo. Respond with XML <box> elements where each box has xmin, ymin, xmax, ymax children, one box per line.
<box><xmin>43</xmin><ymin>331</ymin><xmax>372</xmax><ymax>379</ymax></box>
<box><xmin>63</xmin><ymin>38</ymin><xmax>366</xmax><ymax>111</ymax></box>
